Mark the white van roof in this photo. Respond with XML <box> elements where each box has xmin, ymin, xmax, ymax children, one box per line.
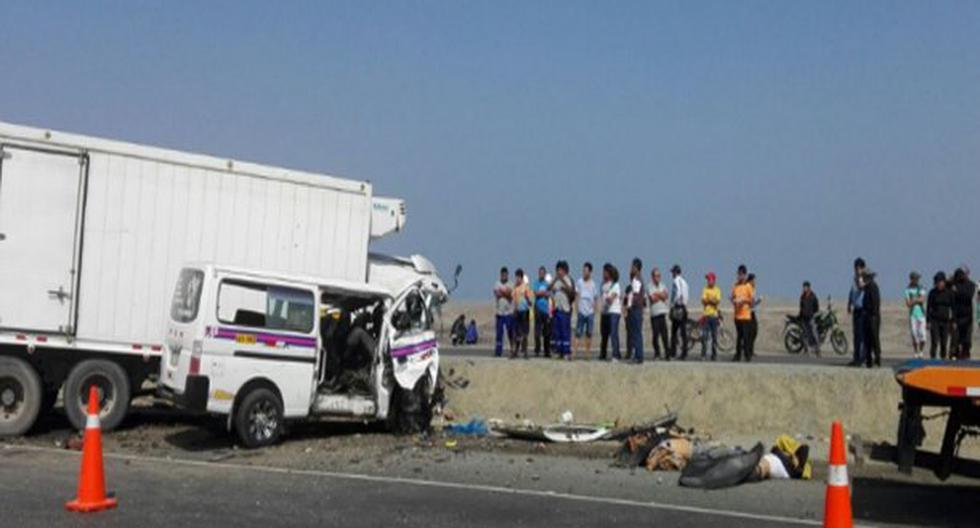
<box><xmin>191</xmin><ymin>263</ymin><xmax>391</xmax><ymax>299</ymax></box>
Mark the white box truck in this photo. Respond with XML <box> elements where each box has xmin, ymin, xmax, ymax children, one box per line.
<box><xmin>0</xmin><ymin>121</ymin><xmax>418</xmax><ymax>436</ymax></box>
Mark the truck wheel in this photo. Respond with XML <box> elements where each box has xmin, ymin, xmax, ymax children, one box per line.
<box><xmin>388</xmin><ymin>375</ymin><xmax>432</xmax><ymax>435</ymax></box>
<box><xmin>0</xmin><ymin>357</ymin><xmax>43</xmax><ymax>436</ymax></box>
<box><xmin>64</xmin><ymin>360</ymin><xmax>131</xmax><ymax>432</ymax></box>
<box><xmin>234</xmin><ymin>387</ymin><xmax>283</xmax><ymax>448</ymax></box>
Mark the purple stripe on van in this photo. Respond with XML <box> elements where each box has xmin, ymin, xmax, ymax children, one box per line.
<box><xmin>213</xmin><ymin>327</ymin><xmax>316</xmax><ymax>349</ymax></box>
<box><xmin>391</xmin><ymin>339</ymin><xmax>438</xmax><ymax>358</ymax></box>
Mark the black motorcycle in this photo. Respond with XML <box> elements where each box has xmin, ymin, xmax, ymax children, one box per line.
<box><xmin>783</xmin><ymin>296</ymin><xmax>848</xmax><ymax>355</ymax></box>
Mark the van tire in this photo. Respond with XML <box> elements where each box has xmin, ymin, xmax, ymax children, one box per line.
<box><xmin>234</xmin><ymin>387</ymin><xmax>283</xmax><ymax>448</ymax></box>
<box><xmin>388</xmin><ymin>374</ymin><xmax>432</xmax><ymax>435</ymax></box>
<box><xmin>64</xmin><ymin>360</ymin><xmax>131</xmax><ymax>432</ymax></box>
<box><xmin>0</xmin><ymin>356</ymin><xmax>43</xmax><ymax>437</ymax></box>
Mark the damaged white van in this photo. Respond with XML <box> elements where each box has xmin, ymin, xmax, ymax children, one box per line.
<box><xmin>159</xmin><ymin>257</ymin><xmax>448</xmax><ymax>447</ymax></box>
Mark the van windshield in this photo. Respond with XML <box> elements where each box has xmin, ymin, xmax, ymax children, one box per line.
<box><xmin>171</xmin><ymin>268</ymin><xmax>204</xmax><ymax>323</ymax></box>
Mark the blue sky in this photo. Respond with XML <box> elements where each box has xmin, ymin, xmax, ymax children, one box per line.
<box><xmin>2</xmin><ymin>1</ymin><xmax>978</xmax><ymax>301</ymax></box>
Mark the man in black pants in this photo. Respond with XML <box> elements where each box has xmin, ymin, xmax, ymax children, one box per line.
<box><xmin>532</xmin><ymin>266</ymin><xmax>552</xmax><ymax>357</ymax></box>
<box><xmin>951</xmin><ymin>267</ymin><xmax>976</xmax><ymax>360</ymax></box>
<box><xmin>669</xmin><ymin>264</ymin><xmax>689</xmax><ymax>360</ymax></box>
<box><xmin>847</xmin><ymin>258</ymin><xmax>866</xmax><ymax>367</ymax></box>
<box><xmin>862</xmin><ymin>269</ymin><xmax>882</xmax><ymax>367</ymax></box>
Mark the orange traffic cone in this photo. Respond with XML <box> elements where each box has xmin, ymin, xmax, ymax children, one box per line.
<box><xmin>823</xmin><ymin>421</ymin><xmax>852</xmax><ymax>528</ymax></box>
<box><xmin>65</xmin><ymin>385</ymin><xmax>118</xmax><ymax>513</ymax></box>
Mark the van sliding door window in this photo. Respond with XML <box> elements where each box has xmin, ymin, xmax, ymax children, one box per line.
<box><xmin>217</xmin><ymin>280</ymin><xmax>314</xmax><ymax>333</ymax></box>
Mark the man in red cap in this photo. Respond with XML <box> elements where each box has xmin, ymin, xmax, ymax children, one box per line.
<box><xmin>700</xmin><ymin>271</ymin><xmax>722</xmax><ymax>360</ymax></box>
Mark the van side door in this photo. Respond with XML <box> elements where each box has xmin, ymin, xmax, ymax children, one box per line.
<box><xmin>209</xmin><ymin>276</ymin><xmax>318</xmax><ymax>416</ymax></box>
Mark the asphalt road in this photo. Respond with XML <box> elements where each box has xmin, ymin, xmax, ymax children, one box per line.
<box><xmin>2</xmin><ymin>445</ymin><xmax>813</xmax><ymax>528</ymax></box>
<box><xmin>441</xmin><ymin>345</ymin><xmax>903</xmax><ymax>368</ymax></box>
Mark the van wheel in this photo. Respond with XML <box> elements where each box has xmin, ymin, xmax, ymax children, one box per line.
<box><xmin>0</xmin><ymin>357</ymin><xmax>42</xmax><ymax>436</ymax></box>
<box><xmin>388</xmin><ymin>375</ymin><xmax>432</xmax><ymax>435</ymax></box>
<box><xmin>64</xmin><ymin>360</ymin><xmax>131</xmax><ymax>432</ymax></box>
<box><xmin>234</xmin><ymin>388</ymin><xmax>283</xmax><ymax>448</ymax></box>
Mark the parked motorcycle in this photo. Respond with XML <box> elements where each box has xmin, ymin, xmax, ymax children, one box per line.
<box><xmin>783</xmin><ymin>296</ymin><xmax>848</xmax><ymax>355</ymax></box>
<box><xmin>686</xmin><ymin>312</ymin><xmax>736</xmax><ymax>354</ymax></box>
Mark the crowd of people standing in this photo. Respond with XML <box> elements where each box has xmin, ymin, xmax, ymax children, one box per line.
<box><xmin>491</xmin><ymin>259</ymin><xmax>759</xmax><ymax>364</ymax></box>
<box><xmin>490</xmin><ymin>256</ymin><xmax>980</xmax><ymax>365</ymax></box>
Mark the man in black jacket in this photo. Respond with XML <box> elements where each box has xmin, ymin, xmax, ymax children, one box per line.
<box><xmin>951</xmin><ymin>267</ymin><xmax>976</xmax><ymax>360</ymax></box>
<box><xmin>799</xmin><ymin>281</ymin><xmax>820</xmax><ymax>355</ymax></box>
<box><xmin>927</xmin><ymin>271</ymin><xmax>954</xmax><ymax>360</ymax></box>
<box><xmin>862</xmin><ymin>269</ymin><xmax>882</xmax><ymax>367</ymax></box>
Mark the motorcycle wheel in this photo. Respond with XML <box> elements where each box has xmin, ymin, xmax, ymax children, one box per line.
<box><xmin>784</xmin><ymin>326</ymin><xmax>804</xmax><ymax>354</ymax></box>
<box><xmin>718</xmin><ymin>327</ymin><xmax>736</xmax><ymax>353</ymax></box>
<box><xmin>831</xmin><ymin>328</ymin><xmax>849</xmax><ymax>356</ymax></box>
<box><xmin>685</xmin><ymin>320</ymin><xmax>701</xmax><ymax>352</ymax></box>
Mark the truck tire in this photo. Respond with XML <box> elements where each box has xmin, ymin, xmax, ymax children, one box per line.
<box><xmin>64</xmin><ymin>360</ymin><xmax>131</xmax><ymax>432</ymax></box>
<box><xmin>388</xmin><ymin>374</ymin><xmax>433</xmax><ymax>435</ymax></box>
<box><xmin>234</xmin><ymin>387</ymin><xmax>283</xmax><ymax>448</ymax></box>
<box><xmin>0</xmin><ymin>357</ymin><xmax>43</xmax><ymax>436</ymax></box>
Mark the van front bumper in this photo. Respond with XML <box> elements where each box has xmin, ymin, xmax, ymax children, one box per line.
<box><xmin>158</xmin><ymin>375</ymin><xmax>210</xmax><ymax>412</ymax></box>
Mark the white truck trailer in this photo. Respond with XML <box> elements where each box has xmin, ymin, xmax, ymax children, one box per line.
<box><xmin>0</xmin><ymin>121</ymin><xmax>409</xmax><ymax>435</ymax></box>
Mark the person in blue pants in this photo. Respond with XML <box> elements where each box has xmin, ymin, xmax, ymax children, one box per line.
<box><xmin>625</xmin><ymin>258</ymin><xmax>646</xmax><ymax>364</ymax></box>
<box><xmin>493</xmin><ymin>266</ymin><xmax>514</xmax><ymax>357</ymax></box>
<box><xmin>847</xmin><ymin>258</ymin><xmax>866</xmax><ymax>367</ymax></box>
<box><xmin>550</xmin><ymin>260</ymin><xmax>575</xmax><ymax>359</ymax></box>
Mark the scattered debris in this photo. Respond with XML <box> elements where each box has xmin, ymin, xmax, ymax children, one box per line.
<box><xmin>444</xmin><ymin>418</ymin><xmax>489</xmax><ymax>437</ymax></box>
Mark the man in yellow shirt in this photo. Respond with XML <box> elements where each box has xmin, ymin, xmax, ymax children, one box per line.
<box><xmin>731</xmin><ymin>264</ymin><xmax>755</xmax><ymax>362</ymax></box>
<box><xmin>700</xmin><ymin>272</ymin><xmax>722</xmax><ymax>361</ymax></box>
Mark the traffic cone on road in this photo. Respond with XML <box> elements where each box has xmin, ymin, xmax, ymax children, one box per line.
<box><xmin>823</xmin><ymin>421</ymin><xmax>852</xmax><ymax>528</ymax></box>
<box><xmin>65</xmin><ymin>385</ymin><xmax>118</xmax><ymax>513</ymax></box>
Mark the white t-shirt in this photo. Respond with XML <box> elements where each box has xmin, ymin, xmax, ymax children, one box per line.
<box><xmin>577</xmin><ymin>277</ymin><xmax>598</xmax><ymax>317</ymax></box>
<box><xmin>647</xmin><ymin>281</ymin><xmax>669</xmax><ymax>317</ymax></box>
<box><xmin>602</xmin><ymin>281</ymin><xmax>622</xmax><ymax>315</ymax></box>
<box><xmin>763</xmin><ymin>453</ymin><xmax>790</xmax><ymax>479</ymax></box>
<box><xmin>671</xmin><ymin>275</ymin><xmax>689</xmax><ymax>307</ymax></box>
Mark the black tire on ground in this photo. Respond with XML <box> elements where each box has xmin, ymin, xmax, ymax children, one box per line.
<box><xmin>234</xmin><ymin>387</ymin><xmax>284</xmax><ymax>448</ymax></box>
<box><xmin>0</xmin><ymin>356</ymin><xmax>43</xmax><ymax>436</ymax></box>
<box><xmin>388</xmin><ymin>374</ymin><xmax>433</xmax><ymax>435</ymax></box>
<box><xmin>830</xmin><ymin>328</ymin><xmax>849</xmax><ymax>356</ymax></box>
<box><xmin>784</xmin><ymin>327</ymin><xmax>804</xmax><ymax>354</ymax></box>
<box><xmin>64</xmin><ymin>359</ymin><xmax>131</xmax><ymax>432</ymax></box>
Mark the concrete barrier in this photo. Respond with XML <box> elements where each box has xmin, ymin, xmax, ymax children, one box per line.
<box><xmin>441</xmin><ymin>358</ymin><xmax>921</xmax><ymax>444</ymax></box>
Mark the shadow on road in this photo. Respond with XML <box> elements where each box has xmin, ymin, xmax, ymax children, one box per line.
<box><xmin>852</xmin><ymin>476</ymin><xmax>980</xmax><ymax>527</ymax></box>
<box><xmin>869</xmin><ymin>442</ymin><xmax>980</xmax><ymax>480</ymax></box>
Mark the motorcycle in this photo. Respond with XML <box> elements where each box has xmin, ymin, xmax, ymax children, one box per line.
<box><xmin>783</xmin><ymin>296</ymin><xmax>848</xmax><ymax>355</ymax></box>
<box><xmin>685</xmin><ymin>312</ymin><xmax>736</xmax><ymax>354</ymax></box>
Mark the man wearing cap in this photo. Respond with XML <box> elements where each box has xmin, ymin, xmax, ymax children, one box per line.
<box><xmin>904</xmin><ymin>271</ymin><xmax>927</xmax><ymax>359</ymax></box>
<box><xmin>700</xmin><ymin>272</ymin><xmax>722</xmax><ymax>361</ymax></box>
<box><xmin>846</xmin><ymin>258</ymin><xmax>867</xmax><ymax>367</ymax></box>
<box><xmin>731</xmin><ymin>265</ymin><xmax>755</xmax><ymax>362</ymax></box>
<box><xmin>862</xmin><ymin>269</ymin><xmax>882</xmax><ymax>367</ymax></box>
<box><xmin>669</xmin><ymin>265</ymin><xmax>690</xmax><ymax>360</ymax></box>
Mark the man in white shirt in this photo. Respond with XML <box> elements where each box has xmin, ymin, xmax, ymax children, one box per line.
<box><xmin>669</xmin><ymin>264</ymin><xmax>690</xmax><ymax>360</ymax></box>
<box><xmin>625</xmin><ymin>258</ymin><xmax>646</xmax><ymax>364</ymax></box>
<box><xmin>574</xmin><ymin>262</ymin><xmax>598</xmax><ymax>360</ymax></box>
<box><xmin>600</xmin><ymin>263</ymin><xmax>622</xmax><ymax>360</ymax></box>
<box><xmin>647</xmin><ymin>267</ymin><xmax>670</xmax><ymax>360</ymax></box>
<box><xmin>493</xmin><ymin>267</ymin><xmax>514</xmax><ymax>358</ymax></box>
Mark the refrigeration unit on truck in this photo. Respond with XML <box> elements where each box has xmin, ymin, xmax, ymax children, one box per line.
<box><xmin>0</xmin><ymin>121</ymin><xmax>410</xmax><ymax>436</ymax></box>
<box><xmin>159</xmin><ymin>256</ymin><xmax>447</xmax><ymax>447</ymax></box>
